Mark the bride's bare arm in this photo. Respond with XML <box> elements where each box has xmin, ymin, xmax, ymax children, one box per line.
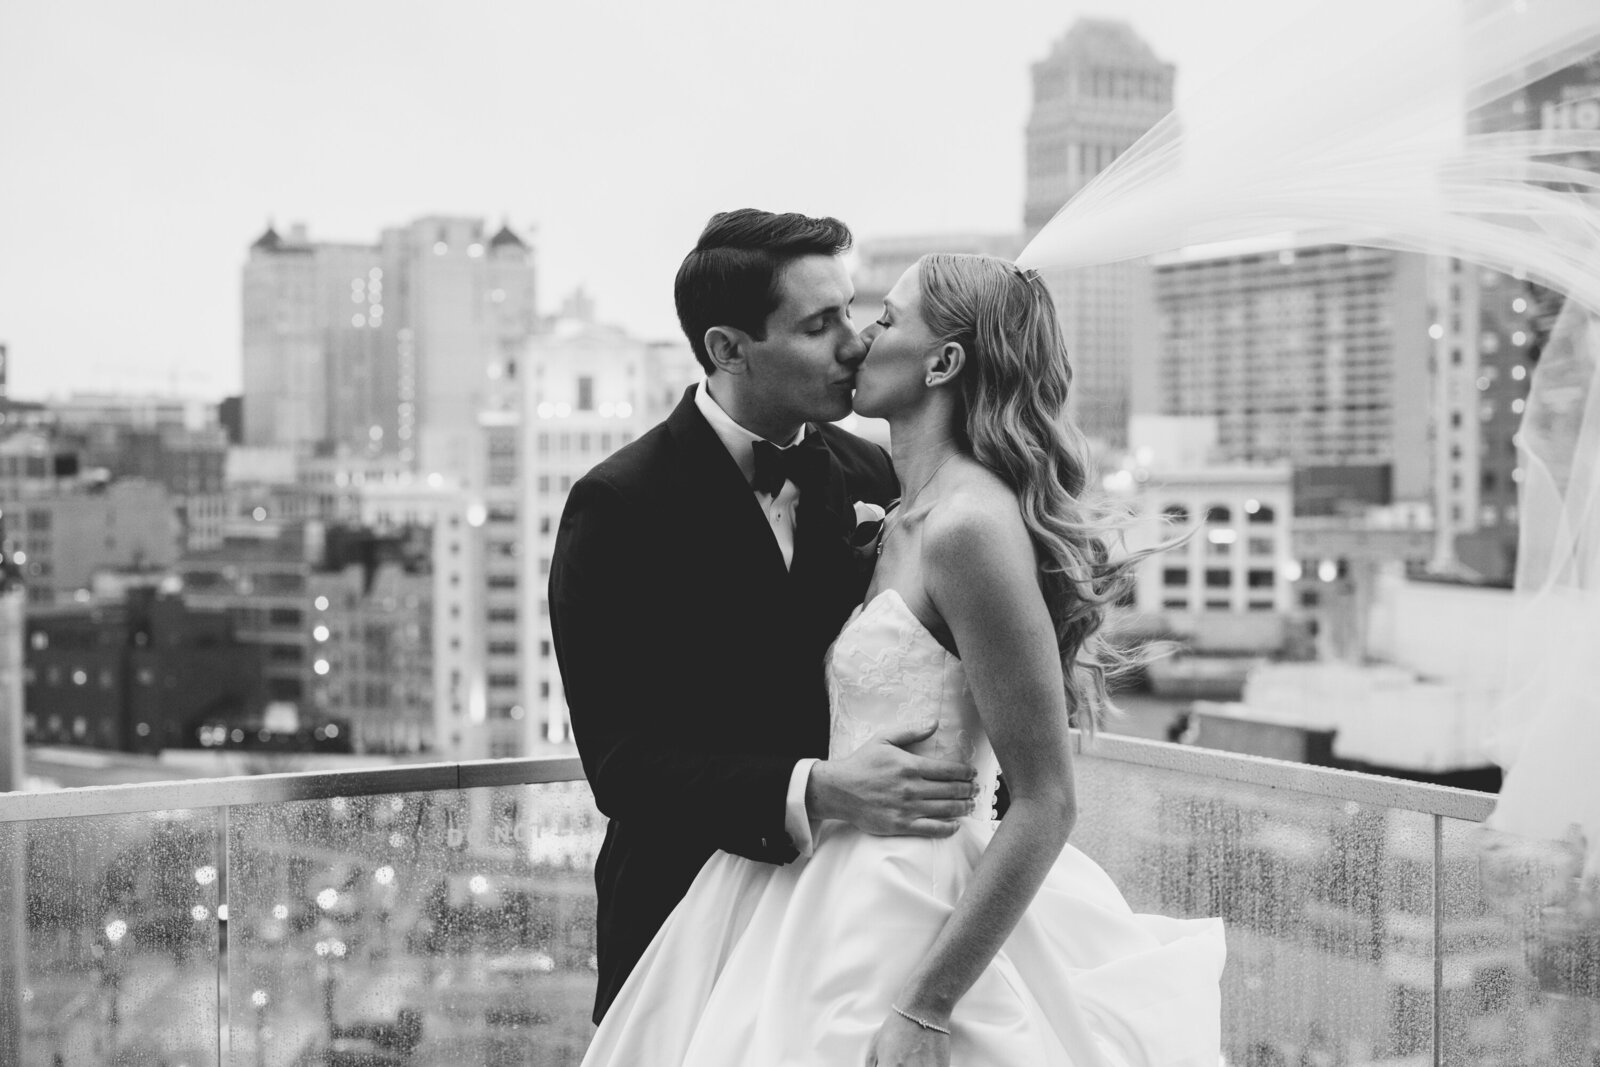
<box><xmin>888</xmin><ymin>488</ymin><xmax>1078</xmax><ymax>1032</ymax></box>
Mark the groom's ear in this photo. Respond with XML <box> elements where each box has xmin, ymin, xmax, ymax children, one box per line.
<box><xmin>704</xmin><ymin>326</ymin><xmax>749</xmax><ymax>375</ymax></box>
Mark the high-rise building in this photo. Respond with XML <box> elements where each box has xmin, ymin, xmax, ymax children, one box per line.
<box><xmin>1024</xmin><ymin>20</ymin><xmax>1173</xmax><ymax>449</ymax></box>
<box><xmin>1150</xmin><ymin>239</ymin><xmax>1434</xmax><ymax>509</ymax></box>
<box><xmin>323</xmin><ymin>308</ymin><xmax>697</xmax><ymax>761</ymax></box>
<box><xmin>240</xmin><ymin>217</ymin><xmax>538</xmax><ymax>472</ymax></box>
<box><xmin>525</xmin><ymin>318</ymin><xmax>699</xmax><ymax>756</ymax></box>
<box><xmin>1428</xmin><ymin>50</ymin><xmax>1600</xmax><ymax>580</ymax></box>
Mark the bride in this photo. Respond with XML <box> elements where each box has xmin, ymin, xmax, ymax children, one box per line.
<box><xmin>579</xmin><ymin>253</ymin><xmax>1226</xmax><ymax>1067</ymax></box>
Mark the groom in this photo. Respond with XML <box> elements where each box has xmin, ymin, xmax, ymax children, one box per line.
<box><xmin>549</xmin><ymin>209</ymin><xmax>980</xmax><ymax>1022</ymax></box>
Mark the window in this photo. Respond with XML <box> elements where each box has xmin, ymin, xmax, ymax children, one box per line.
<box><xmin>1162</xmin><ymin>567</ymin><xmax>1188</xmax><ymax>587</ymax></box>
<box><xmin>1248</xmin><ymin>537</ymin><xmax>1274</xmax><ymax>556</ymax></box>
<box><xmin>1161</xmin><ymin>598</ymin><xmax>1188</xmax><ymax>611</ymax></box>
<box><xmin>1205</xmin><ymin>568</ymin><xmax>1231</xmax><ymax>588</ymax></box>
<box><xmin>1162</xmin><ymin>504</ymin><xmax>1189</xmax><ymax>524</ymax></box>
<box><xmin>1247</xmin><ymin>505</ymin><xmax>1275</xmax><ymax>525</ymax></box>
<box><xmin>577</xmin><ymin>376</ymin><xmax>594</xmax><ymax>412</ymax></box>
<box><xmin>1205</xmin><ymin>505</ymin><xmax>1231</xmax><ymax>524</ymax></box>
<box><xmin>1247</xmin><ymin>569</ymin><xmax>1275</xmax><ymax>589</ymax></box>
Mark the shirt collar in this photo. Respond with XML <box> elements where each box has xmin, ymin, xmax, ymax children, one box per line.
<box><xmin>694</xmin><ymin>380</ymin><xmax>807</xmax><ymax>485</ymax></box>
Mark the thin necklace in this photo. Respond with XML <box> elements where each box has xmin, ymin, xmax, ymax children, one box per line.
<box><xmin>880</xmin><ymin>450</ymin><xmax>961</xmax><ymax>555</ymax></box>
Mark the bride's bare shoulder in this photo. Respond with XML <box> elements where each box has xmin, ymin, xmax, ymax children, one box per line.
<box><xmin>921</xmin><ymin>465</ymin><xmax>1031</xmax><ymax>570</ymax></box>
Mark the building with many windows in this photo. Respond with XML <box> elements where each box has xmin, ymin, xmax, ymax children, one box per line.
<box><xmin>308</xmin><ymin>526</ymin><xmax>433</xmax><ymax>754</ymax></box>
<box><xmin>24</xmin><ymin>587</ymin><xmax>263</xmax><ymax>752</ymax></box>
<box><xmin>0</xmin><ymin>474</ymin><xmax>181</xmax><ymax>606</ymax></box>
<box><xmin>1024</xmin><ymin>19</ymin><xmax>1173</xmax><ymax>449</ymax></box>
<box><xmin>1151</xmin><ymin>239</ymin><xmax>1433</xmax><ymax>510</ymax></box>
<box><xmin>177</xmin><ymin>522</ymin><xmax>319</xmax><ymax>706</ymax></box>
<box><xmin>240</xmin><ymin>216</ymin><xmax>539</xmax><ymax>473</ymax></box>
<box><xmin>1427</xmin><ymin>50</ymin><xmax>1600</xmax><ymax>580</ymax></box>
<box><xmin>1118</xmin><ymin>417</ymin><xmax>1294</xmax><ymax>657</ymax></box>
<box><xmin>521</xmin><ymin>319</ymin><xmax>699</xmax><ymax>756</ymax></box>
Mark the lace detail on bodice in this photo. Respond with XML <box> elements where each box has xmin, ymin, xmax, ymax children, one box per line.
<box><xmin>825</xmin><ymin>590</ymin><xmax>1001</xmax><ymax>819</ymax></box>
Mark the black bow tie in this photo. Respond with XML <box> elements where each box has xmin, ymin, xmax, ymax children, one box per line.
<box><xmin>751</xmin><ymin>434</ymin><xmax>830</xmax><ymax>498</ymax></box>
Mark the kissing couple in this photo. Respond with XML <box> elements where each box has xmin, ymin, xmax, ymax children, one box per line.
<box><xmin>549</xmin><ymin>208</ymin><xmax>1226</xmax><ymax>1066</ymax></box>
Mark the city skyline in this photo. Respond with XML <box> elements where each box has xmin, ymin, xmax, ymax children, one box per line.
<box><xmin>1</xmin><ymin>0</ymin><xmax>1371</xmax><ymax>400</ymax></box>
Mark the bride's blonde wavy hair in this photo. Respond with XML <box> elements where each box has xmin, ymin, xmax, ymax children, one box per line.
<box><xmin>918</xmin><ymin>253</ymin><xmax>1164</xmax><ymax>734</ymax></box>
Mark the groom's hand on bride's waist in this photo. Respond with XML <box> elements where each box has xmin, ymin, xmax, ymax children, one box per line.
<box><xmin>805</xmin><ymin>722</ymin><xmax>979</xmax><ymax>838</ymax></box>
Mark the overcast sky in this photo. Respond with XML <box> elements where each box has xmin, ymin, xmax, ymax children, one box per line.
<box><xmin>0</xmin><ymin>1</ymin><xmax>1309</xmax><ymax>400</ymax></box>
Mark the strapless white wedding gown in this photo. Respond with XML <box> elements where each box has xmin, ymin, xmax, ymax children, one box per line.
<box><xmin>580</xmin><ymin>589</ymin><xmax>1227</xmax><ymax>1066</ymax></box>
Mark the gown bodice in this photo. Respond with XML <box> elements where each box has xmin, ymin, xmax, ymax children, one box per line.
<box><xmin>825</xmin><ymin>589</ymin><xmax>1002</xmax><ymax>820</ymax></box>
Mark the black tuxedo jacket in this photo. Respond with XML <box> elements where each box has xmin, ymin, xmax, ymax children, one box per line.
<box><xmin>548</xmin><ymin>386</ymin><xmax>899</xmax><ymax>1023</ymax></box>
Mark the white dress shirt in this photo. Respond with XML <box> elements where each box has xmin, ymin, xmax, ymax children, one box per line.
<box><xmin>693</xmin><ymin>381</ymin><xmax>821</xmax><ymax>855</ymax></box>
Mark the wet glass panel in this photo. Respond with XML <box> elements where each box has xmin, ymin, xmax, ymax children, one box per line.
<box><xmin>1442</xmin><ymin>816</ymin><xmax>1600</xmax><ymax>1064</ymax></box>
<box><xmin>4</xmin><ymin>808</ymin><xmax>221</xmax><ymax>1067</ymax></box>
<box><xmin>1069</xmin><ymin>751</ymin><xmax>1434</xmax><ymax>1066</ymax></box>
<box><xmin>228</xmin><ymin>782</ymin><xmax>602</xmax><ymax>1066</ymax></box>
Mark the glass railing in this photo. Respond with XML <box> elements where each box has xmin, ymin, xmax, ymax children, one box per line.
<box><xmin>1071</xmin><ymin>734</ymin><xmax>1599</xmax><ymax>1066</ymax></box>
<box><xmin>1</xmin><ymin>741</ymin><xmax>1594</xmax><ymax>1066</ymax></box>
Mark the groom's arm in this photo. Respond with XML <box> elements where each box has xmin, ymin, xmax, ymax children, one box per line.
<box><xmin>550</xmin><ymin>474</ymin><xmax>801</xmax><ymax>863</ymax></box>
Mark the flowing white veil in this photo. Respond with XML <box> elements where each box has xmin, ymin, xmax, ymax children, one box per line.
<box><xmin>1018</xmin><ymin>0</ymin><xmax>1600</xmax><ymax>869</ymax></box>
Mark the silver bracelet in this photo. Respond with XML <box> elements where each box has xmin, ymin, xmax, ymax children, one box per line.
<box><xmin>891</xmin><ymin>1004</ymin><xmax>951</xmax><ymax>1036</ymax></box>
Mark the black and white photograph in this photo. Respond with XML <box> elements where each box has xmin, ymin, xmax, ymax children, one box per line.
<box><xmin>1</xmin><ymin>0</ymin><xmax>1599</xmax><ymax>1063</ymax></box>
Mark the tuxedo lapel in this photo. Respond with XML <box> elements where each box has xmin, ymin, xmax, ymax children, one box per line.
<box><xmin>664</xmin><ymin>390</ymin><xmax>790</xmax><ymax>587</ymax></box>
<box><xmin>790</xmin><ymin>425</ymin><xmax>853</xmax><ymax>590</ymax></box>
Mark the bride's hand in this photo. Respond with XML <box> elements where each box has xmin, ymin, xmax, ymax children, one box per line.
<box><xmin>864</xmin><ymin>1012</ymin><xmax>950</xmax><ymax>1067</ymax></box>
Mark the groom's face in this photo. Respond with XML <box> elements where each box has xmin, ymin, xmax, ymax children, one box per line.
<box><xmin>740</xmin><ymin>254</ymin><xmax>866</xmax><ymax>430</ymax></box>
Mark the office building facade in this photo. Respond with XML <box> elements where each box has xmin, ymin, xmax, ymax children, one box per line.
<box><xmin>1024</xmin><ymin>20</ymin><xmax>1173</xmax><ymax>449</ymax></box>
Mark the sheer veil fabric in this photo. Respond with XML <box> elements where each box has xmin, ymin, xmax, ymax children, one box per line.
<box><xmin>1017</xmin><ymin>0</ymin><xmax>1600</xmax><ymax>871</ymax></box>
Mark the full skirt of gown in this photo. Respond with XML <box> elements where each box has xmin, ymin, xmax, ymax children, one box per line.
<box><xmin>580</xmin><ymin>591</ymin><xmax>1226</xmax><ymax>1066</ymax></box>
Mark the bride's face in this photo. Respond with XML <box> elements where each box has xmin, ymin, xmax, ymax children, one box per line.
<box><xmin>854</xmin><ymin>266</ymin><xmax>938</xmax><ymax>419</ymax></box>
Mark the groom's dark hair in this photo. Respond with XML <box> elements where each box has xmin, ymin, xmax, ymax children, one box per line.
<box><xmin>675</xmin><ymin>208</ymin><xmax>854</xmax><ymax>374</ymax></box>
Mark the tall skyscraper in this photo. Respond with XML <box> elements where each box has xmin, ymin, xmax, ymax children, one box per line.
<box><xmin>240</xmin><ymin>216</ymin><xmax>538</xmax><ymax>472</ymax></box>
<box><xmin>1024</xmin><ymin>20</ymin><xmax>1174</xmax><ymax>449</ymax></box>
<box><xmin>1150</xmin><ymin>239</ymin><xmax>1434</xmax><ymax>508</ymax></box>
<box><xmin>1429</xmin><ymin>49</ymin><xmax>1600</xmax><ymax>580</ymax></box>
